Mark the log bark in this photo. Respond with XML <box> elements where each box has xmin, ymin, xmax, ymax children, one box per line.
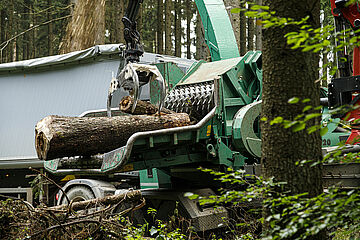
<box><xmin>49</xmin><ymin>189</ymin><xmax>142</xmax><ymax>211</ymax></box>
<box><xmin>35</xmin><ymin>113</ymin><xmax>190</xmax><ymax>160</ymax></box>
<box><xmin>119</xmin><ymin>96</ymin><xmax>175</xmax><ymax>115</ymax></box>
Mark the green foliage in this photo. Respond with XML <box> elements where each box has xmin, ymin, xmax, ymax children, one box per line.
<box><xmin>190</xmin><ymin>167</ymin><xmax>360</xmax><ymax>240</ymax></box>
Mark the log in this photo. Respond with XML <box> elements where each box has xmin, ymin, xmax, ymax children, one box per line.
<box><xmin>35</xmin><ymin>112</ymin><xmax>190</xmax><ymax>160</ymax></box>
<box><xmin>49</xmin><ymin>189</ymin><xmax>142</xmax><ymax>211</ymax></box>
<box><xmin>119</xmin><ymin>95</ymin><xmax>175</xmax><ymax>115</ymax></box>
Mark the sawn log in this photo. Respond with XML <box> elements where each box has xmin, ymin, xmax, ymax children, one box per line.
<box><xmin>35</xmin><ymin>112</ymin><xmax>190</xmax><ymax>160</ymax></box>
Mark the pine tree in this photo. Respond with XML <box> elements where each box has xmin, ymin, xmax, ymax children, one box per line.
<box><xmin>174</xmin><ymin>0</ymin><xmax>182</xmax><ymax>57</ymax></box>
<box><xmin>164</xmin><ymin>0</ymin><xmax>172</xmax><ymax>55</ymax></box>
<box><xmin>157</xmin><ymin>0</ymin><xmax>164</xmax><ymax>54</ymax></box>
<box><xmin>239</xmin><ymin>2</ymin><xmax>246</xmax><ymax>55</ymax></box>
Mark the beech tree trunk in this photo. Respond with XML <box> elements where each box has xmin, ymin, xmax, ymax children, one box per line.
<box><xmin>35</xmin><ymin>113</ymin><xmax>190</xmax><ymax>160</ymax></box>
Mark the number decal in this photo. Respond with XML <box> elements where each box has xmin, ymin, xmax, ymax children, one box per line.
<box><xmin>322</xmin><ymin>139</ymin><xmax>331</xmax><ymax>146</ymax></box>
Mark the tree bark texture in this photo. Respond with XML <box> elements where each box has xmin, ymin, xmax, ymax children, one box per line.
<box><xmin>186</xmin><ymin>0</ymin><xmax>192</xmax><ymax>59</ymax></box>
<box><xmin>35</xmin><ymin>113</ymin><xmax>190</xmax><ymax>160</ymax></box>
<box><xmin>165</xmin><ymin>0</ymin><xmax>172</xmax><ymax>55</ymax></box>
<box><xmin>116</xmin><ymin>0</ymin><xmax>125</xmax><ymax>43</ymax></box>
<box><xmin>119</xmin><ymin>96</ymin><xmax>175</xmax><ymax>115</ymax></box>
<box><xmin>255</xmin><ymin>0</ymin><xmax>262</xmax><ymax>50</ymax></box>
<box><xmin>50</xmin><ymin>189</ymin><xmax>142</xmax><ymax>211</ymax></box>
<box><xmin>157</xmin><ymin>0</ymin><xmax>164</xmax><ymax>54</ymax></box>
<box><xmin>174</xmin><ymin>0</ymin><xmax>182</xmax><ymax>57</ymax></box>
<box><xmin>261</xmin><ymin>0</ymin><xmax>322</xmax><ymax>196</ymax></box>
<box><xmin>59</xmin><ymin>0</ymin><xmax>106</xmax><ymax>54</ymax></box>
<box><xmin>322</xmin><ymin>52</ymin><xmax>328</xmax><ymax>87</ymax></box>
<box><xmin>247</xmin><ymin>4</ymin><xmax>254</xmax><ymax>51</ymax></box>
<box><xmin>0</xmin><ymin>9</ymin><xmax>5</xmax><ymax>62</ymax></box>
<box><xmin>195</xmin><ymin>11</ymin><xmax>210</xmax><ymax>60</ymax></box>
<box><xmin>224</xmin><ymin>0</ymin><xmax>240</xmax><ymax>52</ymax></box>
<box><xmin>239</xmin><ymin>2</ymin><xmax>246</xmax><ymax>56</ymax></box>
<box><xmin>47</xmin><ymin>0</ymin><xmax>53</xmax><ymax>56</ymax></box>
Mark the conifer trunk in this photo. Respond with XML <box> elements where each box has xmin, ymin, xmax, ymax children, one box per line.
<box><xmin>157</xmin><ymin>0</ymin><xmax>164</xmax><ymax>54</ymax></box>
<box><xmin>247</xmin><ymin>3</ymin><xmax>254</xmax><ymax>51</ymax></box>
<box><xmin>165</xmin><ymin>0</ymin><xmax>172</xmax><ymax>55</ymax></box>
<box><xmin>255</xmin><ymin>0</ymin><xmax>262</xmax><ymax>50</ymax></box>
<box><xmin>195</xmin><ymin>11</ymin><xmax>209</xmax><ymax>60</ymax></box>
<box><xmin>186</xmin><ymin>0</ymin><xmax>191</xmax><ymax>59</ymax></box>
<box><xmin>174</xmin><ymin>0</ymin><xmax>182</xmax><ymax>57</ymax></box>
<box><xmin>47</xmin><ymin>0</ymin><xmax>53</xmax><ymax>56</ymax></box>
<box><xmin>224</xmin><ymin>0</ymin><xmax>240</xmax><ymax>53</ymax></box>
<box><xmin>239</xmin><ymin>2</ymin><xmax>246</xmax><ymax>55</ymax></box>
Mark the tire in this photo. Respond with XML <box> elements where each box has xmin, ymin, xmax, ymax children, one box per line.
<box><xmin>61</xmin><ymin>186</ymin><xmax>95</xmax><ymax>205</ymax></box>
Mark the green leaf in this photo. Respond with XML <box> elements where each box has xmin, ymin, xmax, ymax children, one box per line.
<box><xmin>302</xmin><ymin>105</ymin><xmax>312</xmax><ymax>112</ymax></box>
<box><xmin>270</xmin><ymin>117</ymin><xmax>284</xmax><ymax>125</ymax></box>
<box><xmin>231</xmin><ymin>8</ymin><xmax>241</xmax><ymax>13</ymax></box>
<box><xmin>292</xmin><ymin>122</ymin><xmax>306</xmax><ymax>132</ymax></box>
<box><xmin>149</xmin><ymin>226</ymin><xmax>158</xmax><ymax>236</ymax></box>
<box><xmin>320</xmin><ymin>127</ymin><xmax>328</xmax><ymax>136</ymax></box>
<box><xmin>307</xmin><ymin>125</ymin><xmax>320</xmax><ymax>134</ymax></box>
<box><xmin>288</xmin><ymin>97</ymin><xmax>299</xmax><ymax>104</ymax></box>
<box><xmin>304</xmin><ymin>113</ymin><xmax>322</xmax><ymax>121</ymax></box>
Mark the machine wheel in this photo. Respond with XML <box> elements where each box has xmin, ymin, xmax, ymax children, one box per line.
<box><xmin>61</xmin><ymin>186</ymin><xmax>95</xmax><ymax>205</ymax></box>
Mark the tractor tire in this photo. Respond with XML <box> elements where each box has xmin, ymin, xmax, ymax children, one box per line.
<box><xmin>61</xmin><ymin>186</ymin><xmax>95</xmax><ymax>205</ymax></box>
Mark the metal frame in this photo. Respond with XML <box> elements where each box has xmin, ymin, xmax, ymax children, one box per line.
<box><xmin>0</xmin><ymin>187</ymin><xmax>33</xmax><ymax>205</ymax></box>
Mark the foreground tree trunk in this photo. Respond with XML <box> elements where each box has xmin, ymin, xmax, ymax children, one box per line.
<box><xmin>35</xmin><ymin>113</ymin><xmax>191</xmax><ymax>160</ymax></box>
<box><xmin>261</xmin><ymin>0</ymin><xmax>324</xmax><ymax>238</ymax></box>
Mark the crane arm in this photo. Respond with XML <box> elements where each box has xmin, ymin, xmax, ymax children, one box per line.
<box><xmin>122</xmin><ymin>0</ymin><xmax>144</xmax><ymax>63</ymax></box>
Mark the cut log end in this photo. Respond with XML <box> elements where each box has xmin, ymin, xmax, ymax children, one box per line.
<box><xmin>35</xmin><ymin>131</ymin><xmax>45</xmax><ymax>160</ymax></box>
<box><xmin>119</xmin><ymin>95</ymin><xmax>133</xmax><ymax>112</ymax></box>
<box><xmin>35</xmin><ymin>116</ymin><xmax>54</xmax><ymax>160</ymax></box>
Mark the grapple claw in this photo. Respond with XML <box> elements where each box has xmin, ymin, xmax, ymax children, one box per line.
<box><xmin>108</xmin><ymin>61</ymin><xmax>167</xmax><ymax>117</ymax></box>
<box><xmin>127</xmin><ymin>63</ymin><xmax>140</xmax><ymax>113</ymax></box>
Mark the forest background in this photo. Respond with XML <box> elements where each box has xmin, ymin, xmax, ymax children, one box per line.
<box><xmin>0</xmin><ymin>0</ymin><xmax>335</xmax><ymax>83</ymax></box>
